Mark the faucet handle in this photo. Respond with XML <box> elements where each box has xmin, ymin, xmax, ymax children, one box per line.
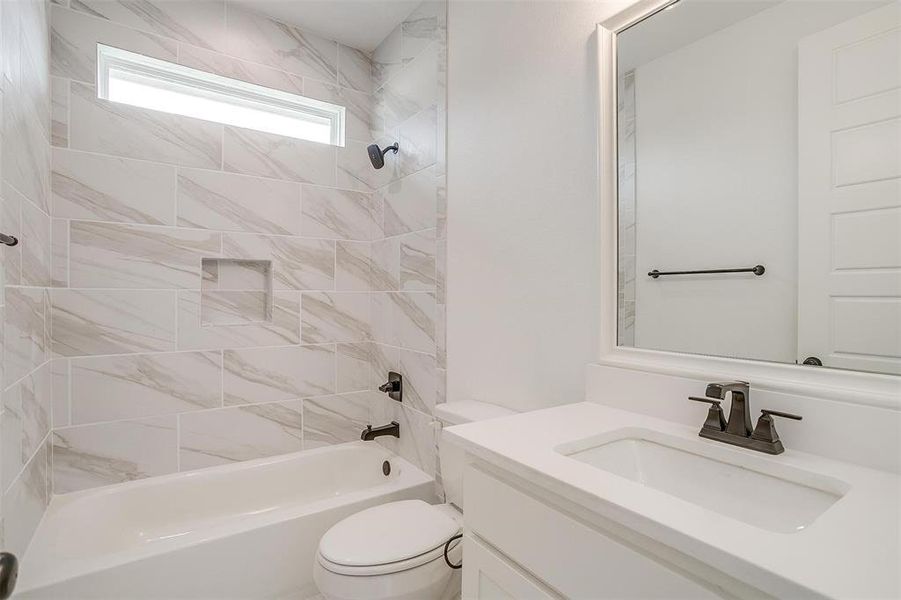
<box><xmin>751</xmin><ymin>409</ymin><xmax>802</xmax><ymax>444</ymax></box>
<box><xmin>689</xmin><ymin>396</ymin><xmax>721</xmax><ymax>406</ymax></box>
<box><xmin>377</xmin><ymin>371</ymin><xmax>403</xmax><ymax>402</ymax></box>
<box><xmin>760</xmin><ymin>409</ymin><xmax>802</xmax><ymax>421</ymax></box>
<box><xmin>689</xmin><ymin>396</ymin><xmax>727</xmax><ymax>432</ymax></box>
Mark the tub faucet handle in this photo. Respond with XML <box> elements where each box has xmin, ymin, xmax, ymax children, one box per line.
<box><xmin>0</xmin><ymin>552</ymin><xmax>17</xmax><ymax>600</ymax></box>
<box><xmin>378</xmin><ymin>371</ymin><xmax>403</xmax><ymax>402</ymax></box>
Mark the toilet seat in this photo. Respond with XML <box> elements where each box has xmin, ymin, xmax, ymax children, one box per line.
<box><xmin>317</xmin><ymin>542</ymin><xmax>460</xmax><ymax>577</ymax></box>
<box><xmin>316</xmin><ymin>500</ymin><xmax>461</xmax><ymax>577</ymax></box>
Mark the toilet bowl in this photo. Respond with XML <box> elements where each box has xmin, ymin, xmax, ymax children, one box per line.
<box><xmin>313</xmin><ymin>500</ymin><xmax>463</xmax><ymax>600</ymax></box>
<box><xmin>313</xmin><ymin>401</ymin><xmax>514</xmax><ymax>600</ymax></box>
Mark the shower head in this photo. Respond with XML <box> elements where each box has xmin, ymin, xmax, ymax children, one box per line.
<box><xmin>367</xmin><ymin>142</ymin><xmax>399</xmax><ymax>170</ymax></box>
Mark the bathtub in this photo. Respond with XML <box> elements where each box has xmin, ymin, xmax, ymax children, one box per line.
<box><xmin>16</xmin><ymin>442</ymin><xmax>435</xmax><ymax>599</ymax></box>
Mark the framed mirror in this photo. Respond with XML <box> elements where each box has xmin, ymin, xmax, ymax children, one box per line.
<box><xmin>612</xmin><ymin>0</ymin><xmax>899</xmax><ymax>372</ymax></box>
<box><xmin>597</xmin><ymin>0</ymin><xmax>900</xmax><ymax>404</ymax></box>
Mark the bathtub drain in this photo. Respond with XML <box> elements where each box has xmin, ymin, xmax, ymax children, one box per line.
<box><xmin>382</xmin><ymin>460</ymin><xmax>391</xmax><ymax>476</ymax></box>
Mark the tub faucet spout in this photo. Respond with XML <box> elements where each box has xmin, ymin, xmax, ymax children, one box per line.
<box><xmin>361</xmin><ymin>421</ymin><xmax>400</xmax><ymax>441</ymax></box>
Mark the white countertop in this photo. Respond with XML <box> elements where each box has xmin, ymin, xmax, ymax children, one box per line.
<box><xmin>445</xmin><ymin>402</ymin><xmax>901</xmax><ymax>599</ymax></box>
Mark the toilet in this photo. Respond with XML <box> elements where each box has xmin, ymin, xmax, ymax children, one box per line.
<box><xmin>313</xmin><ymin>401</ymin><xmax>514</xmax><ymax>600</ymax></box>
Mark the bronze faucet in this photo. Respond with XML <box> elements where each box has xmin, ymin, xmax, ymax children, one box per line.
<box><xmin>361</xmin><ymin>421</ymin><xmax>400</xmax><ymax>441</ymax></box>
<box><xmin>690</xmin><ymin>381</ymin><xmax>801</xmax><ymax>455</ymax></box>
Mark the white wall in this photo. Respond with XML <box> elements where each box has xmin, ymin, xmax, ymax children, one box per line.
<box><xmin>631</xmin><ymin>1</ymin><xmax>885</xmax><ymax>363</ymax></box>
<box><xmin>446</xmin><ymin>0</ymin><xmax>629</xmax><ymax>412</ymax></box>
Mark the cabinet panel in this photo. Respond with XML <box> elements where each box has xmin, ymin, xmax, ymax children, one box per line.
<box><xmin>463</xmin><ymin>535</ymin><xmax>559</xmax><ymax>600</ymax></box>
<box><xmin>465</xmin><ymin>464</ymin><xmax>721</xmax><ymax>599</ymax></box>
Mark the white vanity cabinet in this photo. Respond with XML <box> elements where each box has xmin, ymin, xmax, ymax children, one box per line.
<box><xmin>463</xmin><ymin>536</ymin><xmax>559</xmax><ymax>600</ymax></box>
<box><xmin>462</xmin><ymin>462</ymin><xmax>734</xmax><ymax>600</ymax></box>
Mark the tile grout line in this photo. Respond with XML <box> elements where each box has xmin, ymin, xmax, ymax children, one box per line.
<box><xmin>220</xmin><ymin>348</ymin><xmax>225</xmax><ymax>408</ymax></box>
<box><xmin>53</xmin><ymin>215</ymin><xmax>384</xmax><ymax>243</ymax></box>
<box><xmin>65</xmin><ymin>218</ymin><xmax>70</xmax><ymax>288</ymax></box>
<box><xmin>173</xmin><ymin>166</ymin><xmax>179</xmax><ymax>226</ymax></box>
<box><xmin>67</xmin><ymin>357</ymin><xmax>72</xmax><ymax>427</ymax></box>
<box><xmin>51</xmin><ymin>388</ymin><xmax>379</xmax><ymax>431</ymax></box>
<box><xmin>176</xmin><ymin>413</ymin><xmax>181</xmax><ymax>472</ymax></box>
<box><xmin>174</xmin><ymin>287</ymin><xmax>180</xmax><ymax>353</ymax></box>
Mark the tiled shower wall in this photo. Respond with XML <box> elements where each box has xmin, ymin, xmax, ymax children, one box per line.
<box><xmin>47</xmin><ymin>0</ymin><xmax>447</xmax><ymax>496</ymax></box>
<box><xmin>617</xmin><ymin>70</ymin><xmax>636</xmax><ymax>346</ymax></box>
<box><xmin>0</xmin><ymin>0</ymin><xmax>54</xmax><ymax>556</ymax></box>
<box><xmin>368</xmin><ymin>0</ymin><xmax>447</xmax><ymax>485</ymax></box>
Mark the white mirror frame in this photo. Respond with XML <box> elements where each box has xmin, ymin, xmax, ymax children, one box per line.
<box><xmin>595</xmin><ymin>0</ymin><xmax>900</xmax><ymax>410</ymax></box>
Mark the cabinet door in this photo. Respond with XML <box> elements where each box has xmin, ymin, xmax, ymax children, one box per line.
<box><xmin>463</xmin><ymin>536</ymin><xmax>560</xmax><ymax>600</ymax></box>
<box><xmin>466</xmin><ymin>465</ymin><xmax>723</xmax><ymax>599</ymax></box>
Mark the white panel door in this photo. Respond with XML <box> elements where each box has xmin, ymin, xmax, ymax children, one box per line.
<box><xmin>798</xmin><ymin>3</ymin><xmax>901</xmax><ymax>374</ymax></box>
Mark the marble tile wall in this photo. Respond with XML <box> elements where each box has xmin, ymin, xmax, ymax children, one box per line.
<box><xmin>47</xmin><ymin>0</ymin><xmax>449</xmax><ymax>500</ymax></box>
<box><xmin>617</xmin><ymin>71</ymin><xmax>636</xmax><ymax>346</ymax></box>
<box><xmin>0</xmin><ymin>0</ymin><xmax>54</xmax><ymax>557</ymax></box>
<box><xmin>48</xmin><ymin>0</ymin><xmax>375</xmax><ymax>494</ymax></box>
<box><xmin>368</xmin><ymin>0</ymin><xmax>448</xmax><ymax>495</ymax></box>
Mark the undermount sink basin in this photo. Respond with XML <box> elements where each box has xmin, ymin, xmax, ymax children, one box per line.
<box><xmin>557</xmin><ymin>428</ymin><xmax>848</xmax><ymax>533</ymax></box>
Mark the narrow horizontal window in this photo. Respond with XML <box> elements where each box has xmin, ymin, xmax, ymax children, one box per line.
<box><xmin>96</xmin><ymin>44</ymin><xmax>345</xmax><ymax>146</ymax></box>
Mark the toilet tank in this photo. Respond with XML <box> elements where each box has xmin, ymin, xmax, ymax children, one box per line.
<box><xmin>435</xmin><ymin>401</ymin><xmax>515</xmax><ymax>510</ymax></box>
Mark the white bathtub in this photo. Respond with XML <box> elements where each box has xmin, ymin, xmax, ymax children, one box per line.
<box><xmin>17</xmin><ymin>442</ymin><xmax>435</xmax><ymax>599</ymax></box>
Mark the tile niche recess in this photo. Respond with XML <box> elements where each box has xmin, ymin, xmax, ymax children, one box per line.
<box><xmin>201</xmin><ymin>258</ymin><xmax>273</xmax><ymax>325</ymax></box>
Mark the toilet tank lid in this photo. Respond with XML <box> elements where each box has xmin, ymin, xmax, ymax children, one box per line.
<box><xmin>435</xmin><ymin>401</ymin><xmax>515</xmax><ymax>425</ymax></box>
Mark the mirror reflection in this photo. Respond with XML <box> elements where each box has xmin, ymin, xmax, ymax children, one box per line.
<box><xmin>615</xmin><ymin>0</ymin><xmax>901</xmax><ymax>375</ymax></box>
